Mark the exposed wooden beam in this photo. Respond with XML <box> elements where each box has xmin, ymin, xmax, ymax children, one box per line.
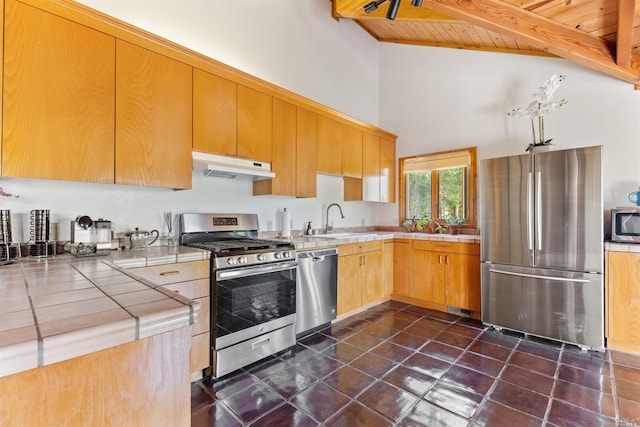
<box><xmin>616</xmin><ymin>0</ymin><xmax>635</xmax><ymax>68</ymax></box>
<box><xmin>335</xmin><ymin>0</ymin><xmax>640</xmax><ymax>85</ymax></box>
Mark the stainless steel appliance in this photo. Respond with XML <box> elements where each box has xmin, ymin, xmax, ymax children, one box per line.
<box><xmin>611</xmin><ymin>207</ymin><xmax>640</xmax><ymax>243</ymax></box>
<box><xmin>179</xmin><ymin>213</ymin><xmax>297</xmax><ymax>378</ymax></box>
<box><xmin>296</xmin><ymin>248</ymin><xmax>338</xmax><ymax>337</ymax></box>
<box><xmin>480</xmin><ymin>145</ymin><xmax>604</xmax><ymax>350</ymax></box>
<box><xmin>70</xmin><ymin>216</ymin><xmax>112</xmax><ymax>255</ymax></box>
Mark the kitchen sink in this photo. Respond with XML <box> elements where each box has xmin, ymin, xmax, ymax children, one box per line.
<box><xmin>307</xmin><ymin>232</ymin><xmax>379</xmax><ymax>239</ymax></box>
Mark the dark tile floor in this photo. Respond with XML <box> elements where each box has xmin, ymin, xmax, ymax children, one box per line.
<box><xmin>191</xmin><ymin>301</ymin><xmax>640</xmax><ymax>426</ymax></box>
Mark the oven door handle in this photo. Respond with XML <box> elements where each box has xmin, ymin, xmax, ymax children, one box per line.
<box><xmin>216</xmin><ymin>260</ymin><xmax>298</xmax><ymax>280</ymax></box>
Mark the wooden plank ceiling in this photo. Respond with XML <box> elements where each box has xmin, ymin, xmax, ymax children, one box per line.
<box><xmin>332</xmin><ymin>0</ymin><xmax>640</xmax><ymax>87</ymax></box>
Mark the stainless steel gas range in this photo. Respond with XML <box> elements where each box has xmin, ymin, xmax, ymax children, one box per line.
<box><xmin>179</xmin><ymin>213</ymin><xmax>297</xmax><ymax>378</ymax></box>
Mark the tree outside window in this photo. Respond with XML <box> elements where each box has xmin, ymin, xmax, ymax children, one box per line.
<box><xmin>400</xmin><ymin>147</ymin><xmax>476</xmax><ymax>228</ymax></box>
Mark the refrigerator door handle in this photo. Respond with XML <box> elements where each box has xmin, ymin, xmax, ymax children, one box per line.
<box><xmin>489</xmin><ymin>268</ymin><xmax>590</xmax><ymax>283</ymax></box>
<box><xmin>536</xmin><ymin>171</ymin><xmax>542</xmax><ymax>251</ymax></box>
<box><xmin>527</xmin><ymin>172</ymin><xmax>534</xmax><ymax>253</ymax></box>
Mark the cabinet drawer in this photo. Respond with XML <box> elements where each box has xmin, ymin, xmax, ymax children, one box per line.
<box><xmin>338</xmin><ymin>240</ymin><xmax>383</xmax><ymax>256</ymax></box>
<box><xmin>128</xmin><ymin>260</ymin><xmax>210</xmax><ymax>285</ymax></box>
<box><xmin>161</xmin><ymin>278</ymin><xmax>210</xmax><ymax>299</ymax></box>
<box><xmin>412</xmin><ymin>240</ymin><xmax>479</xmax><ymax>255</ymax></box>
<box><xmin>190</xmin><ymin>332</ymin><xmax>210</xmax><ymax>373</ymax></box>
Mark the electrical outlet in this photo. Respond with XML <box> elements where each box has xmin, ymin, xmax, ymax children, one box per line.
<box><xmin>266</xmin><ymin>220</ymin><xmax>273</xmax><ymax>231</ymax></box>
<box><xmin>361</xmin><ymin>218</ymin><xmax>365</xmax><ymax>226</ymax></box>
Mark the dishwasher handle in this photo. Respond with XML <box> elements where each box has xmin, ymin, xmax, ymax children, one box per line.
<box><xmin>297</xmin><ymin>248</ymin><xmax>339</xmax><ymax>259</ymax></box>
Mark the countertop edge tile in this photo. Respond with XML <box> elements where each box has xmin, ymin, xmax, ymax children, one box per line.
<box><xmin>0</xmin><ymin>337</ymin><xmax>39</xmax><ymax>378</ymax></box>
<box><xmin>42</xmin><ymin>317</ymin><xmax>137</xmax><ymax>366</ymax></box>
<box><xmin>136</xmin><ymin>303</ymin><xmax>194</xmax><ymax>339</ymax></box>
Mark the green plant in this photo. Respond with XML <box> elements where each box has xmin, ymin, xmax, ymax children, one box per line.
<box><xmin>447</xmin><ymin>217</ymin><xmax>464</xmax><ymax>226</ymax></box>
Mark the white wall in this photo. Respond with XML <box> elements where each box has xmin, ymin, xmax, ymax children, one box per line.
<box><xmin>0</xmin><ymin>0</ymin><xmax>381</xmax><ymax>240</ymax></box>
<box><xmin>378</xmin><ymin>44</ymin><xmax>640</xmax><ymax>224</ymax></box>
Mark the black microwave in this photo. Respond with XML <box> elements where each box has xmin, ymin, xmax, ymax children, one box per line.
<box><xmin>612</xmin><ymin>208</ymin><xmax>640</xmax><ymax>243</ymax></box>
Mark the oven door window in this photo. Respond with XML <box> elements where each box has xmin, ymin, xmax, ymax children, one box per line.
<box><xmin>215</xmin><ymin>266</ymin><xmax>296</xmax><ymax>338</ymax></box>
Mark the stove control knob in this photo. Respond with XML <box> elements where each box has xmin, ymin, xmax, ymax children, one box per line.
<box><xmin>274</xmin><ymin>252</ymin><xmax>281</xmax><ymax>259</ymax></box>
<box><xmin>227</xmin><ymin>258</ymin><xmax>237</xmax><ymax>265</ymax></box>
<box><xmin>238</xmin><ymin>256</ymin><xmax>248</xmax><ymax>264</ymax></box>
<box><xmin>282</xmin><ymin>251</ymin><xmax>290</xmax><ymax>258</ymax></box>
<box><xmin>257</xmin><ymin>254</ymin><xmax>266</xmax><ymax>261</ymax></box>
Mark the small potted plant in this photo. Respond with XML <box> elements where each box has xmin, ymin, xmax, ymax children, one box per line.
<box><xmin>447</xmin><ymin>218</ymin><xmax>464</xmax><ymax>235</ymax></box>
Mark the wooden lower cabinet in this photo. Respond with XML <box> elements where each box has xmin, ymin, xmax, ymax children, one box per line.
<box><xmin>383</xmin><ymin>241</ymin><xmax>394</xmax><ymax>297</ymax></box>
<box><xmin>606</xmin><ymin>250</ymin><xmax>640</xmax><ymax>353</ymax></box>
<box><xmin>393</xmin><ymin>239</ymin><xmax>411</xmax><ymax>297</ymax></box>
<box><xmin>337</xmin><ymin>241</ymin><xmax>385</xmax><ymax>316</ymax></box>
<box><xmin>0</xmin><ymin>327</ymin><xmax>191</xmax><ymax>426</ymax></box>
<box><xmin>393</xmin><ymin>239</ymin><xmax>481</xmax><ymax>316</ymax></box>
<box><xmin>126</xmin><ymin>260</ymin><xmax>211</xmax><ymax>375</ymax></box>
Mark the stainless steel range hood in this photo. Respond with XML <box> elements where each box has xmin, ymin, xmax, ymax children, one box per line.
<box><xmin>192</xmin><ymin>151</ymin><xmax>275</xmax><ymax>180</ymax></box>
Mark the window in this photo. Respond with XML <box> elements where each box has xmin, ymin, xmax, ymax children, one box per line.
<box><xmin>399</xmin><ymin>147</ymin><xmax>477</xmax><ymax>227</ymax></box>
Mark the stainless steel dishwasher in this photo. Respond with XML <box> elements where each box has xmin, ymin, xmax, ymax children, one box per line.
<box><xmin>295</xmin><ymin>247</ymin><xmax>338</xmax><ymax>337</ymax></box>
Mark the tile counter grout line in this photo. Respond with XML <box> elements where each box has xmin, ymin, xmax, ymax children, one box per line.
<box><xmin>22</xmin><ymin>262</ymin><xmax>45</xmax><ymax>367</ymax></box>
<box><xmin>70</xmin><ymin>261</ymin><xmax>141</xmax><ymax>340</ymax></box>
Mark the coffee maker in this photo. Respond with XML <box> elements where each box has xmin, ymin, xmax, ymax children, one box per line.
<box><xmin>70</xmin><ymin>216</ymin><xmax>112</xmax><ymax>254</ymax></box>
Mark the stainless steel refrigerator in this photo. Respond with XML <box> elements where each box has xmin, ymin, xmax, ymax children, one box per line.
<box><xmin>480</xmin><ymin>145</ymin><xmax>604</xmax><ymax>350</ymax></box>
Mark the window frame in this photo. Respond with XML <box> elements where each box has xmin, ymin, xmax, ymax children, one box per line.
<box><xmin>398</xmin><ymin>146</ymin><xmax>477</xmax><ymax>228</ymax></box>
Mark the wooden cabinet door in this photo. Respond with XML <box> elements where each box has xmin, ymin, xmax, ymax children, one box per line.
<box><xmin>445</xmin><ymin>253</ymin><xmax>481</xmax><ymax>312</ymax></box>
<box><xmin>115</xmin><ymin>40</ymin><xmax>192</xmax><ymax>189</ymax></box>
<box><xmin>193</xmin><ymin>69</ymin><xmax>237</xmax><ymax>156</ymax></box>
<box><xmin>362</xmin><ymin>132</ymin><xmax>381</xmax><ymax>202</ymax></box>
<box><xmin>237</xmin><ymin>85</ymin><xmax>272</xmax><ymax>162</ymax></box>
<box><xmin>379</xmin><ymin>137</ymin><xmax>396</xmax><ymax>203</ymax></box>
<box><xmin>342</xmin><ymin>126</ymin><xmax>362</xmax><ymax>178</ymax></box>
<box><xmin>393</xmin><ymin>240</ymin><xmax>411</xmax><ymax>296</ymax></box>
<box><xmin>383</xmin><ymin>241</ymin><xmax>394</xmax><ymax>298</ymax></box>
<box><xmin>337</xmin><ymin>253</ymin><xmax>362</xmax><ymax>315</ymax></box>
<box><xmin>362</xmin><ymin>250</ymin><xmax>384</xmax><ymax>305</ymax></box>
<box><xmin>317</xmin><ymin>115</ymin><xmax>343</xmax><ymax>175</ymax></box>
<box><xmin>411</xmin><ymin>250</ymin><xmax>445</xmax><ymax>304</ymax></box>
<box><xmin>253</xmin><ymin>98</ymin><xmax>296</xmax><ymax>196</ymax></box>
<box><xmin>607</xmin><ymin>251</ymin><xmax>640</xmax><ymax>352</ymax></box>
<box><xmin>296</xmin><ymin>107</ymin><xmax>317</xmax><ymax>198</ymax></box>
<box><xmin>3</xmin><ymin>0</ymin><xmax>115</xmax><ymax>183</ymax></box>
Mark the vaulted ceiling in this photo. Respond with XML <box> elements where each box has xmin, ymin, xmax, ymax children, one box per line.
<box><xmin>332</xmin><ymin>0</ymin><xmax>640</xmax><ymax>88</ymax></box>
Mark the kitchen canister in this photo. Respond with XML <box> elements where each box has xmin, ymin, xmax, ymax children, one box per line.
<box><xmin>0</xmin><ymin>210</ymin><xmax>12</xmax><ymax>243</ymax></box>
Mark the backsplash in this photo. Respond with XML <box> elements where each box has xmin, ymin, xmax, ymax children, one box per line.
<box><xmin>0</xmin><ymin>173</ymin><xmax>393</xmax><ymax>244</ymax></box>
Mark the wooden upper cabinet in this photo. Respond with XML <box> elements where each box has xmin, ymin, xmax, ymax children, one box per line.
<box><xmin>342</xmin><ymin>126</ymin><xmax>363</xmax><ymax>178</ymax></box>
<box><xmin>362</xmin><ymin>132</ymin><xmax>381</xmax><ymax>202</ymax></box>
<box><xmin>3</xmin><ymin>0</ymin><xmax>115</xmax><ymax>183</ymax></box>
<box><xmin>380</xmin><ymin>137</ymin><xmax>396</xmax><ymax>203</ymax></box>
<box><xmin>237</xmin><ymin>85</ymin><xmax>272</xmax><ymax>162</ymax></box>
<box><xmin>317</xmin><ymin>116</ymin><xmax>343</xmax><ymax>175</ymax></box>
<box><xmin>296</xmin><ymin>107</ymin><xmax>317</xmax><ymax>198</ymax></box>
<box><xmin>115</xmin><ymin>40</ymin><xmax>192</xmax><ymax>189</ymax></box>
<box><xmin>193</xmin><ymin>69</ymin><xmax>237</xmax><ymax>156</ymax></box>
<box><xmin>253</xmin><ymin>98</ymin><xmax>296</xmax><ymax>196</ymax></box>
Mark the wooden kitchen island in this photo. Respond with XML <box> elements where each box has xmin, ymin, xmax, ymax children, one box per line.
<box><xmin>0</xmin><ymin>247</ymin><xmax>208</xmax><ymax>426</ymax></box>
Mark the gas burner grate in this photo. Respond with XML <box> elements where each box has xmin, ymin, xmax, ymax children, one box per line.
<box><xmin>187</xmin><ymin>238</ymin><xmax>293</xmax><ymax>253</ymax></box>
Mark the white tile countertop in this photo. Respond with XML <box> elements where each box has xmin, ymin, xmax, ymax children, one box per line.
<box><xmin>285</xmin><ymin>231</ymin><xmax>480</xmax><ymax>250</ymax></box>
<box><xmin>0</xmin><ymin>246</ymin><xmax>209</xmax><ymax>378</ymax></box>
<box><xmin>605</xmin><ymin>241</ymin><xmax>640</xmax><ymax>253</ymax></box>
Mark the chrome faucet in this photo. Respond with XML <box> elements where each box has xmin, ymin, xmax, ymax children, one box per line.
<box><xmin>325</xmin><ymin>203</ymin><xmax>345</xmax><ymax>234</ymax></box>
